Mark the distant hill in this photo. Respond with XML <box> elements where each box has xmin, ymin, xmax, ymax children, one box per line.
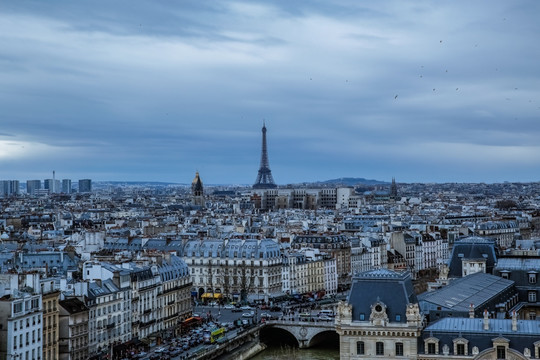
<box><xmin>315</xmin><ymin>177</ymin><xmax>388</xmax><ymax>186</ymax></box>
<box><xmin>95</xmin><ymin>181</ymin><xmax>186</xmax><ymax>187</ymax></box>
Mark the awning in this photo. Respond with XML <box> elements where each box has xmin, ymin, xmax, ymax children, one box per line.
<box><xmin>201</xmin><ymin>293</ymin><xmax>222</xmax><ymax>299</ymax></box>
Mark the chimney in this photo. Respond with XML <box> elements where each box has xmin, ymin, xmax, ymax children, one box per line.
<box><xmin>469</xmin><ymin>303</ymin><xmax>475</xmax><ymax>318</ymax></box>
<box><xmin>483</xmin><ymin>309</ymin><xmax>489</xmax><ymax>330</ymax></box>
<box><xmin>512</xmin><ymin>310</ymin><xmax>517</xmax><ymax>331</ymax></box>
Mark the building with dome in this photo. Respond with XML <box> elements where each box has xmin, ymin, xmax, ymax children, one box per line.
<box><xmin>183</xmin><ymin>238</ymin><xmax>282</xmax><ymax>303</ymax></box>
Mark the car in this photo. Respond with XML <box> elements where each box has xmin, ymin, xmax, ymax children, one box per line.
<box><xmin>242</xmin><ymin>312</ymin><xmax>254</xmax><ymax>317</ymax></box>
<box><xmin>192</xmin><ymin>313</ymin><xmax>200</xmax><ymax>317</ymax></box>
<box><xmin>155</xmin><ymin>347</ymin><xmax>167</xmax><ymax>353</ymax></box>
<box><xmin>224</xmin><ymin>304</ymin><xmax>235</xmax><ymax>309</ymax></box>
<box><xmin>319</xmin><ymin>315</ymin><xmax>333</xmax><ymax>321</ymax></box>
<box><xmin>240</xmin><ymin>305</ymin><xmax>253</xmax><ymax>310</ymax></box>
<box><xmin>260</xmin><ymin>313</ymin><xmax>272</xmax><ymax>318</ymax></box>
<box><xmin>232</xmin><ymin>307</ymin><xmax>243</xmax><ymax>312</ymax></box>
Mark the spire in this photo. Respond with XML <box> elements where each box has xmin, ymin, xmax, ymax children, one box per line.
<box><xmin>253</xmin><ymin>122</ymin><xmax>277</xmax><ymax>189</ymax></box>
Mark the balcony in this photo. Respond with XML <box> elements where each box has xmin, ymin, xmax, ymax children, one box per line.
<box><xmin>107</xmin><ymin>322</ymin><xmax>115</xmax><ymax>329</ymax></box>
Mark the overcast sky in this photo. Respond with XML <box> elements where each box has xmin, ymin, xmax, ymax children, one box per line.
<box><xmin>1</xmin><ymin>1</ymin><xmax>539</xmax><ymax>185</ymax></box>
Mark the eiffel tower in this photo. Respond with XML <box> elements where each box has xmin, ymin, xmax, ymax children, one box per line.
<box><xmin>253</xmin><ymin>122</ymin><xmax>277</xmax><ymax>189</ymax></box>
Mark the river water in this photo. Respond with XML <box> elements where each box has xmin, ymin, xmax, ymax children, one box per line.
<box><xmin>250</xmin><ymin>344</ymin><xmax>339</xmax><ymax>360</ymax></box>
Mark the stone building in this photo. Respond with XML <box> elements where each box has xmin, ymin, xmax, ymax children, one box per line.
<box><xmin>336</xmin><ymin>269</ymin><xmax>423</xmax><ymax>359</ymax></box>
<box><xmin>58</xmin><ymin>298</ymin><xmax>89</xmax><ymax>360</ymax></box>
<box><xmin>292</xmin><ymin>234</ymin><xmax>352</xmax><ymax>290</ymax></box>
<box><xmin>183</xmin><ymin>238</ymin><xmax>282</xmax><ymax>303</ymax></box>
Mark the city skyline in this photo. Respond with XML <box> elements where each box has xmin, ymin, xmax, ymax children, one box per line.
<box><xmin>1</xmin><ymin>1</ymin><xmax>539</xmax><ymax>184</ymax></box>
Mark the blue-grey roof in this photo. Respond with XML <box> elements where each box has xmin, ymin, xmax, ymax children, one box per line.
<box><xmin>421</xmin><ymin>317</ymin><xmax>540</xmax><ymax>355</ymax></box>
<box><xmin>348</xmin><ymin>269</ymin><xmax>417</xmax><ymax>324</ymax></box>
<box><xmin>159</xmin><ymin>255</ymin><xmax>190</xmax><ymax>281</ymax></box>
<box><xmin>495</xmin><ymin>257</ymin><xmax>540</xmax><ymax>271</ymax></box>
<box><xmin>183</xmin><ymin>238</ymin><xmax>280</xmax><ymax>259</ymax></box>
<box><xmin>418</xmin><ymin>273</ymin><xmax>514</xmax><ymax>313</ymax></box>
<box><xmin>426</xmin><ymin>317</ymin><xmax>540</xmax><ymax>335</ymax></box>
<box><xmin>447</xmin><ymin>237</ymin><xmax>498</xmax><ymax>277</ymax></box>
<box><xmin>88</xmin><ymin>279</ymin><xmax>120</xmax><ymax>299</ymax></box>
<box><xmin>15</xmin><ymin>251</ymin><xmax>79</xmax><ymax>274</ymax></box>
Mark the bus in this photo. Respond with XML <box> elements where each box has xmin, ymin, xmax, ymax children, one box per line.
<box><xmin>203</xmin><ymin>327</ymin><xmax>226</xmax><ymax>344</ymax></box>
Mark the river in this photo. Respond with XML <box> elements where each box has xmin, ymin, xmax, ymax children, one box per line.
<box><xmin>250</xmin><ymin>344</ymin><xmax>339</xmax><ymax>360</ymax></box>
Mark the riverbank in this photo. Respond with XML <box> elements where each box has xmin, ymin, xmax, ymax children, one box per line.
<box><xmin>215</xmin><ymin>340</ymin><xmax>267</xmax><ymax>360</ymax></box>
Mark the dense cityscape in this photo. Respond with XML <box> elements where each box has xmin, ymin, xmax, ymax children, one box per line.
<box><xmin>0</xmin><ymin>124</ymin><xmax>539</xmax><ymax>360</ymax></box>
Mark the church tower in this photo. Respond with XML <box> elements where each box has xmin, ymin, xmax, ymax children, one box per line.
<box><xmin>390</xmin><ymin>177</ymin><xmax>398</xmax><ymax>200</ymax></box>
<box><xmin>192</xmin><ymin>171</ymin><xmax>204</xmax><ymax>207</ymax></box>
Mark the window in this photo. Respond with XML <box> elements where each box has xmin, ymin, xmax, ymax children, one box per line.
<box><xmin>529</xmin><ymin>273</ymin><xmax>537</xmax><ymax>284</ymax></box>
<box><xmin>376</xmin><ymin>342</ymin><xmax>384</xmax><ymax>356</ymax></box>
<box><xmin>356</xmin><ymin>341</ymin><xmax>365</xmax><ymax>355</ymax></box>
<box><xmin>529</xmin><ymin>291</ymin><xmax>537</xmax><ymax>303</ymax></box>
<box><xmin>428</xmin><ymin>343</ymin><xmax>436</xmax><ymax>354</ymax></box>
<box><xmin>496</xmin><ymin>346</ymin><xmax>506</xmax><ymax>359</ymax></box>
<box><xmin>395</xmin><ymin>342</ymin><xmax>404</xmax><ymax>356</ymax></box>
<box><xmin>395</xmin><ymin>314</ymin><xmax>401</xmax><ymax>322</ymax></box>
<box><xmin>501</xmin><ymin>272</ymin><xmax>509</xmax><ymax>279</ymax></box>
<box><xmin>530</xmin><ymin>312</ymin><xmax>537</xmax><ymax>320</ymax></box>
<box><xmin>359</xmin><ymin>313</ymin><xmax>365</xmax><ymax>321</ymax></box>
<box><xmin>457</xmin><ymin>343</ymin><xmax>465</xmax><ymax>355</ymax></box>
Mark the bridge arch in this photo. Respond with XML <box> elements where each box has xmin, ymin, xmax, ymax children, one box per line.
<box><xmin>307</xmin><ymin>329</ymin><xmax>339</xmax><ymax>348</ymax></box>
<box><xmin>260</xmin><ymin>326</ymin><xmax>299</xmax><ymax>348</ymax></box>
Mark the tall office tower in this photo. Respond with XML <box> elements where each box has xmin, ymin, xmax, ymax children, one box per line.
<box><xmin>78</xmin><ymin>179</ymin><xmax>92</xmax><ymax>193</ymax></box>
<box><xmin>62</xmin><ymin>179</ymin><xmax>72</xmax><ymax>193</ymax></box>
<box><xmin>26</xmin><ymin>180</ymin><xmax>41</xmax><ymax>195</ymax></box>
<box><xmin>0</xmin><ymin>180</ymin><xmax>19</xmax><ymax>197</ymax></box>
<box><xmin>43</xmin><ymin>179</ymin><xmax>60</xmax><ymax>193</ymax></box>
<box><xmin>253</xmin><ymin>122</ymin><xmax>277</xmax><ymax>189</ymax></box>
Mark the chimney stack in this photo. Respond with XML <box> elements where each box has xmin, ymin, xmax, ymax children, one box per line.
<box><xmin>469</xmin><ymin>303</ymin><xmax>475</xmax><ymax>318</ymax></box>
<box><xmin>483</xmin><ymin>309</ymin><xmax>489</xmax><ymax>330</ymax></box>
<box><xmin>512</xmin><ymin>310</ymin><xmax>517</xmax><ymax>331</ymax></box>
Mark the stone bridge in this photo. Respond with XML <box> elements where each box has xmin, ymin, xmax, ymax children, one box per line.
<box><xmin>262</xmin><ymin>319</ymin><xmax>338</xmax><ymax>348</ymax></box>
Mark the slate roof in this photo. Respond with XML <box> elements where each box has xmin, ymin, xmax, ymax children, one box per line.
<box><xmin>496</xmin><ymin>257</ymin><xmax>540</xmax><ymax>271</ymax></box>
<box><xmin>418</xmin><ymin>273</ymin><xmax>514</xmax><ymax>313</ymax></box>
<box><xmin>183</xmin><ymin>238</ymin><xmax>280</xmax><ymax>259</ymax></box>
<box><xmin>422</xmin><ymin>317</ymin><xmax>540</xmax><ymax>355</ymax></box>
<box><xmin>348</xmin><ymin>269</ymin><xmax>417</xmax><ymax>324</ymax></box>
<box><xmin>447</xmin><ymin>236</ymin><xmax>498</xmax><ymax>277</ymax></box>
<box><xmin>87</xmin><ymin>279</ymin><xmax>120</xmax><ymax>299</ymax></box>
<box><xmin>159</xmin><ymin>255</ymin><xmax>190</xmax><ymax>281</ymax></box>
<box><xmin>59</xmin><ymin>297</ymin><xmax>89</xmax><ymax>314</ymax></box>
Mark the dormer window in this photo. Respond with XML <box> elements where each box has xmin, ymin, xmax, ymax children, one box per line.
<box><xmin>529</xmin><ymin>272</ymin><xmax>537</xmax><ymax>284</ymax></box>
<box><xmin>496</xmin><ymin>346</ymin><xmax>506</xmax><ymax>359</ymax></box>
<box><xmin>425</xmin><ymin>337</ymin><xmax>439</xmax><ymax>355</ymax></box>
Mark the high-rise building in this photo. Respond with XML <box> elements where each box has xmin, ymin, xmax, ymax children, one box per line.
<box><xmin>78</xmin><ymin>179</ymin><xmax>92</xmax><ymax>193</ymax></box>
<box><xmin>26</xmin><ymin>180</ymin><xmax>41</xmax><ymax>195</ymax></box>
<box><xmin>44</xmin><ymin>179</ymin><xmax>61</xmax><ymax>194</ymax></box>
<box><xmin>62</xmin><ymin>179</ymin><xmax>72</xmax><ymax>194</ymax></box>
<box><xmin>0</xmin><ymin>180</ymin><xmax>19</xmax><ymax>197</ymax></box>
<box><xmin>253</xmin><ymin>122</ymin><xmax>277</xmax><ymax>189</ymax></box>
